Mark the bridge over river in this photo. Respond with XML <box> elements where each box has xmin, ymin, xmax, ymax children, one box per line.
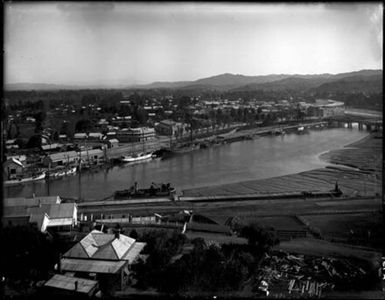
<box><xmin>325</xmin><ymin>109</ymin><xmax>383</xmax><ymax>131</ymax></box>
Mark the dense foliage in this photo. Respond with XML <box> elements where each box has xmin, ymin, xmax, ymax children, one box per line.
<box><xmin>132</xmin><ymin>225</ymin><xmax>279</xmax><ymax>295</ymax></box>
<box><xmin>0</xmin><ymin>225</ymin><xmax>56</xmax><ymax>281</ymax></box>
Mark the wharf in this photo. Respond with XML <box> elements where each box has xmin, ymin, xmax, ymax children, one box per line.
<box><xmin>104</xmin><ymin>121</ymin><xmax>329</xmax><ymax>159</ymax></box>
<box><xmin>77</xmin><ymin>197</ymin><xmax>172</xmax><ymax>207</ymax></box>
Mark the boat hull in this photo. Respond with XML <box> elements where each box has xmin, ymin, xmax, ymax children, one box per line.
<box><xmin>4</xmin><ymin>172</ymin><xmax>46</xmax><ymax>186</ymax></box>
<box><xmin>121</xmin><ymin>153</ymin><xmax>153</xmax><ymax>163</ymax></box>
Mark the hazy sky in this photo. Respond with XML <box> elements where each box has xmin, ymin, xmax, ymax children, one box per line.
<box><xmin>4</xmin><ymin>2</ymin><xmax>383</xmax><ymax>85</ymax></box>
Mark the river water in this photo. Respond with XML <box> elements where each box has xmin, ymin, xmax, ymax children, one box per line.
<box><xmin>4</xmin><ymin>127</ymin><xmax>368</xmax><ymax>200</ymax></box>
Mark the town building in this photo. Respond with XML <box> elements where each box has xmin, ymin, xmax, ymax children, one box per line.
<box><xmin>88</xmin><ymin>132</ymin><xmax>103</xmax><ymax>141</ymax></box>
<box><xmin>74</xmin><ymin>133</ymin><xmax>88</xmax><ymax>141</ymax></box>
<box><xmin>59</xmin><ymin>230</ymin><xmax>146</xmax><ymax>292</ymax></box>
<box><xmin>105</xmin><ymin>138</ymin><xmax>119</xmax><ymax>148</ymax></box>
<box><xmin>105</xmin><ymin>131</ymin><xmax>117</xmax><ymax>139</ymax></box>
<box><xmin>314</xmin><ymin>99</ymin><xmax>345</xmax><ymax>117</ymax></box>
<box><xmin>41</xmin><ymin>143</ymin><xmax>64</xmax><ymax>152</ymax></box>
<box><xmin>79</xmin><ymin>148</ymin><xmax>105</xmax><ymax>164</ymax></box>
<box><xmin>42</xmin><ymin>151</ymin><xmax>79</xmax><ymax>167</ymax></box>
<box><xmin>155</xmin><ymin>119</ymin><xmax>188</xmax><ymax>137</ymax></box>
<box><xmin>3</xmin><ymin>200</ymin><xmax>77</xmax><ymax>233</ymax></box>
<box><xmin>3</xmin><ymin>157</ymin><xmax>25</xmax><ymax>179</ymax></box>
<box><xmin>116</xmin><ymin>127</ymin><xmax>156</xmax><ymax>143</ymax></box>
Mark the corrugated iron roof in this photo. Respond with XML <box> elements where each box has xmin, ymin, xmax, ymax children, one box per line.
<box><xmin>48</xmin><ymin>151</ymin><xmax>78</xmax><ymax>161</ymax></box>
<box><xmin>4</xmin><ymin>206</ymin><xmax>31</xmax><ymax>217</ymax></box>
<box><xmin>92</xmin><ymin>232</ymin><xmax>115</xmax><ymax>245</ymax></box>
<box><xmin>41</xmin><ymin>143</ymin><xmax>63</xmax><ymax>150</ymax></box>
<box><xmin>92</xmin><ymin>244</ymin><xmax>118</xmax><ymax>260</ymax></box>
<box><xmin>48</xmin><ymin>203</ymin><xmax>76</xmax><ymax>219</ymax></box>
<box><xmin>74</xmin><ymin>133</ymin><xmax>87</xmax><ymax>138</ymax></box>
<box><xmin>123</xmin><ymin>242</ymin><xmax>146</xmax><ymax>264</ymax></box>
<box><xmin>45</xmin><ymin>274</ymin><xmax>98</xmax><ymax>294</ymax></box>
<box><xmin>64</xmin><ymin>243</ymin><xmax>89</xmax><ymax>258</ymax></box>
<box><xmin>61</xmin><ymin>258</ymin><xmax>126</xmax><ymax>274</ymax></box>
<box><xmin>47</xmin><ymin>218</ymin><xmax>73</xmax><ymax>227</ymax></box>
<box><xmin>65</xmin><ymin>230</ymin><xmax>138</xmax><ymax>261</ymax></box>
<box><xmin>88</xmin><ymin>132</ymin><xmax>103</xmax><ymax>138</ymax></box>
<box><xmin>79</xmin><ymin>232</ymin><xmax>99</xmax><ymax>258</ymax></box>
<box><xmin>111</xmin><ymin>234</ymin><xmax>136</xmax><ymax>259</ymax></box>
<box><xmin>29</xmin><ymin>213</ymin><xmax>49</xmax><ymax>231</ymax></box>
<box><xmin>3</xmin><ymin>198</ymin><xmax>29</xmax><ymax>208</ymax></box>
<box><xmin>80</xmin><ymin>149</ymin><xmax>103</xmax><ymax>156</ymax></box>
<box><xmin>4</xmin><ymin>196</ymin><xmax>61</xmax><ymax>207</ymax></box>
<box><xmin>27</xmin><ymin>203</ymin><xmax>75</xmax><ymax>220</ymax></box>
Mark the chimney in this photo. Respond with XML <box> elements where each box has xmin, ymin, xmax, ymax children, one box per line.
<box><xmin>114</xmin><ymin>229</ymin><xmax>120</xmax><ymax>240</ymax></box>
<box><xmin>74</xmin><ymin>281</ymin><xmax>78</xmax><ymax>291</ymax></box>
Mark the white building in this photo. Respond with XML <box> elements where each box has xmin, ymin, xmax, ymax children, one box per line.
<box><xmin>117</xmin><ymin>127</ymin><xmax>156</xmax><ymax>143</ymax></box>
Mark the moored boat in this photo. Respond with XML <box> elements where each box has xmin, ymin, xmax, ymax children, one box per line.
<box><xmin>121</xmin><ymin>152</ymin><xmax>153</xmax><ymax>163</ymax></box>
<box><xmin>46</xmin><ymin>166</ymin><xmax>77</xmax><ymax>179</ymax></box>
<box><xmin>114</xmin><ymin>182</ymin><xmax>176</xmax><ymax>200</ymax></box>
<box><xmin>4</xmin><ymin>172</ymin><xmax>46</xmax><ymax>186</ymax></box>
<box><xmin>65</xmin><ymin>166</ymin><xmax>77</xmax><ymax>175</ymax></box>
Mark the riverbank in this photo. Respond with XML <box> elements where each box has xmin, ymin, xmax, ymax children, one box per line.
<box><xmin>4</xmin><ymin>128</ymin><xmax>373</xmax><ymax>200</ymax></box>
<box><xmin>320</xmin><ymin>132</ymin><xmax>382</xmax><ymax>172</ymax></box>
<box><xmin>182</xmin><ymin>133</ymin><xmax>382</xmax><ymax>197</ymax></box>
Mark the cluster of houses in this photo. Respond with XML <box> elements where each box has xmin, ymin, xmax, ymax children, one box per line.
<box><xmin>4</xmin><ymin>118</ymin><xmax>193</xmax><ymax>171</ymax></box>
<box><xmin>195</xmin><ymin>98</ymin><xmax>345</xmax><ymax>121</ymax></box>
<box><xmin>44</xmin><ymin>230</ymin><xmax>147</xmax><ymax>297</ymax></box>
<box><xmin>3</xmin><ymin>195</ymin><xmax>77</xmax><ymax>233</ymax></box>
<box><xmin>3</xmin><ymin>194</ymin><xmax>148</xmax><ymax>297</ymax></box>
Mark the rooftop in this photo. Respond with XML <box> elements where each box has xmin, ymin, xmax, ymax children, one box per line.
<box><xmin>44</xmin><ymin>274</ymin><xmax>98</xmax><ymax>294</ymax></box>
<box><xmin>61</xmin><ymin>258</ymin><xmax>127</xmax><ymax>274</ymax></box>
<box><xmin>64</xmin><ymin>230</ymin><xmax>137</xmax><ymax>261</ymax></box>
<box><xmin>4</xmin><ymin>195</ymin><xmax>61</xmax><ymax>207</ymax></box>
<box><xmin>28</xmin><ymin>203</ymin><xmax>76</xmax><ymax>219</ymax></box>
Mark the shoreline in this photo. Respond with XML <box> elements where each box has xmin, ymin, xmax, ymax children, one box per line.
<box><xmin>183</xmin><ymin>133</ymin><xmax>382</xmax><ymax>197</ymax></box>
<box><xmin>316</xmin><ymin>131</ymin><xmax>370</xmax><ymax>165</ymax></box>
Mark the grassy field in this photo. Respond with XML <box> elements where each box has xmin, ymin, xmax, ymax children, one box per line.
<box><xmin>184</xmin><ymin>232</ymin><xmax>248</xmax><ymax>245</ymax></box>
<box><xmin>299</xmin><ymin>212</ymin><xmax>384</xmax><ymax>249</ymax></box>
<box><xmin>182</xmin><ymin>167</ymin><xmax>381</xmax><ymax>197</ymax></box>
<box><xmin>231</xmin><ymin>215</ymin><xmax>306</xmax><ymax>231</ymax></box>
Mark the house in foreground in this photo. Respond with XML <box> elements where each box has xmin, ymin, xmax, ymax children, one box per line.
<box><xmin>58</xmin><ymin>230</ymin><xmax>146</xmax><ymax>293</ymax></box>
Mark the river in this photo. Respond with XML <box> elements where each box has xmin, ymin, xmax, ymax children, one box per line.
<box><xmin>4</xmin><ymin>127</ymin><xmax>368</xmax><ymax>200</ymax></box>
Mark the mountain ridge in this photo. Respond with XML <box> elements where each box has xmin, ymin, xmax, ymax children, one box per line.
<box><xmin>5</xmin><ymin>69</ymin><xmax>382</xmax><ymax>92</ymax></box>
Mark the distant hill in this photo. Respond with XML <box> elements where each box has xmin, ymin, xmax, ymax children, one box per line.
<box><xmin>134</xmin><ymin>69</ymin><xmax>382</xmax><ymax>93</ymax></box>
<box><xmin>332</xmin><ymin>69</ymin><xmax>383</xmax><ymax>79</ymax></box>
<box><xmin>313</xmin><ymin>74</ymin><xmax>383</xmax><ymax>94</ymax></box>
<box><xmin>5</xmin><ymin>82</ymin><xmax>129</xmax><ymax>91</ymax></box>
<box><xmin>229</xmin><ymin>70</ymin><xmax>382</xmax><ymax>93</ymax></box>
<box><xmin>130</xmin><ymin>81</ymin><xmax>192</xmax><ymax>89</ymax></box>
<box><xmin>5</xmin><ymin>83</ymin><xmax>83</xmax><ymax>91</ymax></box>
<box><xmin>230</xmin><ymin>77</ymin><xmax>331</xmax><ymax>92</ymax></box>
<box><xmin>5</xmin><ymin>69</ymin><xmax>382</xmax><ymax>93</ymax></box>
<box><xmin>194</xmin><ymin>73</ymin><xmax>290</xmax><ymax>87</ymax></box>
